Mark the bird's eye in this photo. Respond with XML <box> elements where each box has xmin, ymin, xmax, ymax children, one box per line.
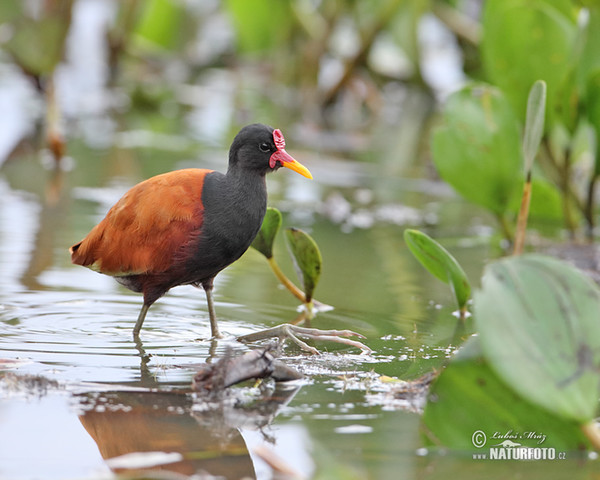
<box><xmin>259</xmin><ymin>143</ymin><xmax>271</xmax><ymax>152</ymax></box>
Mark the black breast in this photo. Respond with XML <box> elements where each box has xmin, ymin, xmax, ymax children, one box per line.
<box><xmin>185</xmin><ymin>171</ymin><xmax>267</xmax><ymax>282</ymax></box>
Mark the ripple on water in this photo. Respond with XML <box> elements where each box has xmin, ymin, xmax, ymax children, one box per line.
<box><xmin>0</xmin><ymin>286</ymin><xmax>266</xmax><ymax>385</ymax></box>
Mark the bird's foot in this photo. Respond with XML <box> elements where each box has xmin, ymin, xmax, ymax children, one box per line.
<box><xmin>237</xmin><ymin>324</ymin><xmax>371</xmax><ymax>355</ymax></box>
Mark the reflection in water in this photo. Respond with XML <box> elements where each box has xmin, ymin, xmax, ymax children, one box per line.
<box><xmin>132</xmin><ymin>336</ymin><xmax>155</xmax><ymax>388</ymax></box>
<box><xmin>20</xmin><ymin>168</ymin><xmax>68</xmax><ymax>290</ymax></box>
<box><xmin>77</xmin><ymin>382</ymin><xmax>301</xmax><ymax>478</ymax></box>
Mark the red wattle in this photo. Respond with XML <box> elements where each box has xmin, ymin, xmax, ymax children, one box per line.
<box><xmin>273</xmin><ymin>129</ymin><xmax>286</xmax><ymax>150</ymax></box>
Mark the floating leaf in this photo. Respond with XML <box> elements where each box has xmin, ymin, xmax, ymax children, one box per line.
<box><xmin>423</xmin><ymin>337</ymin><xmax>590</xmax><ymax>451</ymax></box>
<box><xmin>285</xmin><ymin>228</ymin><xmax>322</xmax><ymax>303</ymax></box>
<box><xmin>431</xmin><ymin>84</ymin><xmax>522</xmax><ymax>216</ymax></box>
<box><xmin>475</xmin><ymin>254</ymin><xmax>600</xmax><ymax>422</ymax></box>
<box><xmin>523</xmin><ymin>80</ymin><xmax>547</xmax><ymax>173</ymax></box>
<box><xmin>404</xmin><ymin>229</ymin><xmax>471</xmax><ymax>310</ymax></box>
<box><xmin>251</xmin><ymin>207</ymin><xmax>282</xmax><ymax>259</ymax></box>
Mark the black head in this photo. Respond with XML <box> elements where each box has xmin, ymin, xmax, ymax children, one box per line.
<box><xmin>227</xmin><ymin>124</ymin><xmax>312</xmax><ymax>179</ymax></box>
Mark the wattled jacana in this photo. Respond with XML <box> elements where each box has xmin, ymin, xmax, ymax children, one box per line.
<box><xmin>70</xmin><ymin>124</ymin><xmax>370</xmax><ymax>352</ymax></box>
<box><xmin>70</xmin><ymin>124</ymin><xmax>312</xmax><ymax>338</ymax></box>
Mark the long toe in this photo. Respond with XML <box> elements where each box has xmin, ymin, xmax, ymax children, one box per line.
<box><xmin>237</xmin><ymin>324</ymin><xmax>371</xmax><ymax>354</ymax></box>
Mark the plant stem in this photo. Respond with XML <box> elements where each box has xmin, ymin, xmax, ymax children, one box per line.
<box><xmin>322</xmin><ymin>0</ymin><xmax>405</xmax><ymax>106</ymax></box>
<box><xmin>432</xmin><ymin>2</ymin><xmax>481</xmax><ymax>45</ymax></box>
<box><xmin>107</xmin><ymin>0</ymin><xmax>139</xmax><ymax>84</ymax></box>
<box><xmin>266</xmin><ymin>256</ymin><xmax>332</xmax><ymax>313</ymax></box>
<box><xmin>582</xmin><ymin>421</ymin><xmax>600</xmax><ymax>451</ymax></box>
<box><xmin>45</xmin><ymin>75</ymin><xmax>65</xmax><ymax>165</ymax></box>
<box><xmin>267</xmin><ymin>256</ymin><xmax>306</xmax><ymax>302</ymax></box>
<box><xmin>542</xmin><ymin>139</ymin><xmax>581</xmax><ymax>235</ymax></box>
<box><xmin>513</xmin><ymin>171</ymin><xmax>532</xmax><ymax>255</ymax></box>
<box><xmin>497</xmin><ymin>214</ymin><xmax>514</xmax><ymax>243</ymax></box>
<box><xmin>561</xmin><ymin>147</ymin><xmax>577</xmax><ymax>239</ymax></box>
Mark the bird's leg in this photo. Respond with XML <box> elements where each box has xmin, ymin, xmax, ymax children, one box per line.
<box><xmin>133</xmin><ymin>303</ymin><xmax>150</xmax><ymax>337</ymax></box>
<box><xmin>237</xmin><ymin>324</ymin><xmax>371</xmax><ymax>355</ymax></box>
<box><xmin>202</xmin><ymin>279</ymin><xmax>222</xmax><ymax>339</ymax></box>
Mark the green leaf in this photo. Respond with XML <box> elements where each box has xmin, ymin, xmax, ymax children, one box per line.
<box><xmin>431</xmin><ymin>84</ymin><xmax>522</xmax><ymax>216</ymax></box>
<box><xmin>5</xmin><ymin>4</ymin><xmax>73</xmax><ymax>76</ymax></box>
<box><xmin>576</xmin><ymin>7</ymin><xmax>600</xmax><ymax>91</ymax></box>
<box><xmin>404</xmin><ymin>229</ymin><xmax>471</xmax><ymax>310</ymax></box>
<box><xmin>523</xmin><ymin>80</ymin><xmax>547</xmax><ymax>173</ymax></box>
<box><xmin>508</xmin><ymin>174</ymin><xmax>567</xmax><ymax>223</ymax></box>
<box><xmin>586</xmin><ymin>70</ymin><xmax>600</xmax><ymax>174</ymax></box>
<box><xmin>423</xmin><ymin>337</ymin><xmax>590</xmax><ymax>451</ymax></box>
<box><xmin>225</xmin><ymin>0</ymin><xmax>292</xmax><ymax>53</ymax></box>
<box><xmin>134</xmin><ymin>0</ymin><xmax>184</xmax><ymax>51</ymax></box>
<box><xmin>517</xmin><ymin>176</ymin><xmax>565</xmax><ymax>222</ymax></box>
<box><xmin>475</xmin><ymin>254</ymin><xmax>600</xmax><ymax>422</ymax></box>
<box><xmin>0</xmin><ymin>2</ymin><xmax>25</xmax><ymax>23</ymax></box>
<box><xmin>285</xmin><ymin>228</ymin><xmax>322</xmax><ymax>302</ymax></box>
<box><xmin>251</xmin><ymin>207</ymin><xmax>282</xmax><ymax>259</ymax></box>
<box><xmin>481</xmin><ymin>0</ymin><xmax>576</xmax><ymax>124</ymax></box>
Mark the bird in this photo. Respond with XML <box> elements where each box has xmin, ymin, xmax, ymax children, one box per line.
<box><xmin>70</xmin><ymin>123</ymin><xmax>312</xmax><ymax>339</ymax></box>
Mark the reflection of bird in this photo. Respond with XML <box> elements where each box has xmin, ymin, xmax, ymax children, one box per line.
<box><xmin>78</xmin><ymin>391</ymin><xmax>255</xmax><ymax>478</ymax></box>
<box><xmin>70</xmin><ymin>124</ymin><xmax>312</xmax><ymax>338</ymax></box>
<box><xmin>78</xmin><ymin>384</ymin><xmax>302</xmax><ymax>478</ymax></box>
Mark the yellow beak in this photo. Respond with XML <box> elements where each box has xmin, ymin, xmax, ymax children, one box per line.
<box><xmin>271</xmin><ymin>149</ymin><xmax>313</xmax><ymax>179</ymax></box>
